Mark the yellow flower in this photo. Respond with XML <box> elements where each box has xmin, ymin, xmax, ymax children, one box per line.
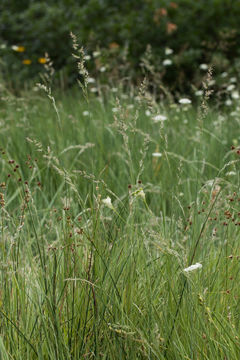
<box><xmin>38</xmin><ymin>57</ymin><xmax>47</xmax><ymax>64</ymax></box>
<box><xmin>22</xmin><ymin>59</ymin><xmax>32</xmax><ymax>65</ymax></box>
<box><xmin>12</xmin><ymin>45</ymin><xmax>25</xmax><ymax>52</ymax></box>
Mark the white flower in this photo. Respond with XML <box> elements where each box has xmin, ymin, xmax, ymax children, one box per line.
<box><xmin>230</xmin><ymin>77</ymin><xmax>237</xmax><ymax>83</ymax></box>
<box><xmin>0</xmin><ymin>44</ymin><xmax>6</xmax><ymax>49</ymax></box>
<box><xmin>127</xmin><ymin>104</ymin><xmax>134</xmax><ymax>109</ymax></box>
<box><xmin>90</xmin><ymin>87</ymin><xmax>98</xmax><ymax>93</ymax></box>
<box><xmin>145</xmin><ymin>110</ymin><xmax>151</xmax><ymax>117</ymax></box>
<box><xmin>138</xmin><ymin>189</ymin><xmax>145</xmax><ymax>199</ymax></box>
<box><xmin>83</xmin><ymin>111</ymin><xmax>90</xmax><ymax>116</ymax></box>
<box><xmin>163</xmin><ymin>59</ymin><xmax>172</xmax><ymax>66</ymax></box>
<box><xmin>152</xmin><ymin>152</ymin><xmax>162</xmax><ymax>157</ymax></box>
<box><xmin>208</xmin><ymin>79</ymin><xmax>216</xmax><ymax>86</ymax></box>
<box><xmin>183</xmin><ymin>263</ymin><xmax>202</xmax><ymax>273</ymax></box>
<box><xmin>231</xmin><ymin>91</ymin><xmax>239</xmax><ymax>100</ymax></box>
<box><xmin>88</xmin><ymin>77</ymin><xmax>95</xmax><ymax>84</ymax></box>
<box><xmin>226</xmin><ymin>171</ymin><xmax>236</xmax><ymax>176</ymax></box>
<box><xmin>200</xmin><ymin>63</ymin><xmax>208</xmax><ymax>70</ymax></box>
<box><xmin>227</xmin><ymin>84</ymin><xmax>235</xmax><ymax>92</ymax></box>
<box><xmin>102</xmin><ymin>196</ymin><xmax>113</xmax><ymax>209</ymax></box>
<box><xmin>153</xmin><ymin>114</ymin><xmax>167</xmax><ymax>122</ymax></box>
<box><xmin>165</xmin><ymin>47</ymin><xmax>173</xmax><ymax>55</ymax></box>
<box><xmin>225</xmin><ymin>99</ymin><xmax>232</xmax><ymax>106</ymax></box>
<box><xmin>84</xmin><ymin>55</ymin><xmax>91</xmax><ymax>61</ymax></box>
<box><xmin>112</xmin><ymin>87</ymin><xmax>118</xmax><ymax>93</ymax></box>
<box><xmin>100</xmin><ymin>66</ymin><xmax>106</xmax><ymax>72</ymax></box>
<box><xmin>112</xmin><ymin>107</ymin><xmax>118</xmax><ymax>113</ymax></box>
<box><xmin>93</xmin><ymin>51</ymin><xmax>100</xmax><ymax>58</ymax></box>
<box><xmin>11</xmin><ymin>45</ymin><xmax>19</xmax><ymax>51</ymax></box>
<box><xmin>221</xmin><ymin>72</ymin><xmax>228</xmax><ymax>78</ymax></box>
<box><xmin>206</xmin><ymin>179</ymin><xmax>214</xmax><ymax>187</ymax></box>
<box><xmin>195</xmin><ymin>90</ymin><xmax>203</xmax><ymax>96</ymax></box>
<box><xmin>179</xmin><ymin>98</ymin><xmax>191</xmax><ymax>105</ymax></box>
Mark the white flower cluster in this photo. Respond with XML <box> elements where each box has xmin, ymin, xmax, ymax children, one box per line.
<box><xmin>183</xmin><ymin>263</ymin><xmax>202</xmax><ymax>273</ymax></box>
<box><xmin>102</xmin><ymin>196</ymin><xmax>114</xmax><ymax>209</ymax></box>
<box><xmin>179</xmin><ymin>98</ymin><xmax>191</xmax><ymax>105</ymax></box>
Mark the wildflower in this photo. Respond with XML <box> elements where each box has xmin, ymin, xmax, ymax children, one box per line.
<box><xmin>109</xmin><ymin>42</ymin><xmax>119</xmax><ymax>50</ymax></box>
<box><xmin>226</xmin><ymin>171</ymin><xmax>236</xmax><ymax>176</ymax></box>
<box><xmin>154</xmin><ymin>8</ymin><xmax>168</xmax><ymax>23</ymax></box>
<box><xmin>100</xmin><ymin>66</ymin><xmax>106</xmax><ymax>72</ymax></box>
<box><xmin>163</xmin><ymin>59</ymin><xmax>172</xmax><ymax>66</ymax></box>
<box><xmin>145</xmin><ymin>110</ymin><xmax>151</xmax><ymax>117</ymax></box>
<box><xmin>225</xmin><ymin>99</ymin><xmax>232</xmax><ymax>106</ymax></box>
<box><xmin>83</xmin><ymin>111</ymin><xmax>90</xmax><ymax>116</ymax></box>
<box><xmin>90</xmin><ymin>87</ymin><xmax>98</xmax><ymax>93</ymax></box>
<box><xmin>0</xmin><ymin>44</ymin><xmax>6</xmax><ymax>49</ymax></box>
<box><xmin>93</xmin><ymin>51</ymin><xmax>100</xmax><ymax>58</ymax></box>
<box><xmin>38</xmin><ymin>57</ymin><xmax>47</xmax><ymax>64</ymax></box>
<box><xmin>230</xmin><ymin>77</ymin><xmax>237</xmax><ymax>83</ymax></box>
<box><xmin>138</xmin><ymin>189</ymin><xmax>146</xmax><ymax>200</ymax></box>
<box><xmin>102</xmin><ymin>196</ymin><xmax>114</xmax><ymax>209</ymax></box>
<box><xmin>221</xmin><ymin>72</ymin><xmax>228</xmax><ymax>78</ymax></box>
<box><xmin>167</xmin><ymin>22</ymin><xmax>177</xmax><ymax>34</ymax></box>
<box><xmin>152</xmin><ymin>152</ymin><xmax>162</xmax><ymax>157</ymax></box>
<box><xmin>153</xmin><ymin>114</ymin><xmax>167</xmax><ymax>122</ymax></box>
<box><xmin>179</xmin><ymin>98</ymin><xmax>191</xmax><ymax>104</ymax></box>
<box><xmin>200</xmin><ymin>64</ymin><xmax>208</xmax><ymax>70</ymax></box>
<box><xmin>88</xmin><ymin>77</ymin><xmax>95</xmax><ymax>84</ymax></box>
<box><xmin>170</xmin><ymin>2</ymin><xmax>178</xmax><ymax>8</ymax></box>
<box><xmin>112</xmin><ymin>107</ymin><xmax>118</xmax><ymax>113</ymax></box>
<box><xmin>165</xmin><ymin>47</ymin><xmax>173</xmax><ymax>55</ymax></box>
<box><xmin>209</xmin><ymin>79</ymin><xmax>216</xmax><ymax>86</ymax></box>
<box><xmin>22</xmin><ymin>59</ymin><xmax>31</xmax><ymax>65</ymax></box>
<box><xmin>232</xmin><ymin>91</ymin><xmax>239</xmax><ymax>100</ymax></box>
<box><xmin>159</xmin><ymin>8</ymin><xmax>167</xmax><ymax>16</ymax></box>
<box><xmin>84</xmin><ymin>55</ymin><xmax>91</xmax><ymax>60</ymax></box>
<box><xmin>12</xmin><ymin>45</ymin><xmax>25</xmax><ymax>52</ymax></box>
<box><xmin>195</xmin><ymin>90</ymin><xmax>203</xmax><ymax>96</ymax></box>
<box><xmin>112</xmin><ymin>87</ymin><xmax>118</xmax><ymax>93</ymax></box>
<box><xmin>227</xmin><ymin>84</ymin><xmax>235</xmax><ymax>92</ymax></box>
<box><xmin>184</xmin><ymin>263</ymin><xmax>202</xmax><ymax>273</ymax></box>
<box><xmin>127</xmin><ymin>104</ymin><xmax>134</xmax><ymax>109</ymax></box>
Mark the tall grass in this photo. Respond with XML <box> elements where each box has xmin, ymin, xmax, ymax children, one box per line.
<box><xmin>0</xmin><ymin>77</ymin><xmax>240</xmax><ymax>359</ymax></box>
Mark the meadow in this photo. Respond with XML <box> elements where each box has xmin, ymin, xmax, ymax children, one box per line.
<box><xmin>0</xmin><ymin>69</ymin><xmax>240</xmax><ymax>359</ymax></box>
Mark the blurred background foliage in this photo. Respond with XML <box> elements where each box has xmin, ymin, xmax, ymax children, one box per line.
<box><xmin>1</xmin><ymin>0</ymin><xmax>240</xmax><ymax>91</ymax></box>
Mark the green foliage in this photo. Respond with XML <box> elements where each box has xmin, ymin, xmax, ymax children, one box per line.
<box><xmin>1</xmin><ymin>0</ymin><xmax>240</xmax><ymax>90</ymax></box>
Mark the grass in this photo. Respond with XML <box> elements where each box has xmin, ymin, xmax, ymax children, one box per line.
<box><xmin>0</xmin><ymin>81</ymin><xmax>240</xmax><ymax>359</ymax></box>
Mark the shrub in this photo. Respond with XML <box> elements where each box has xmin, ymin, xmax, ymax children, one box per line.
<box><xmin>1</xmin><ymin>0</ymin><xmax>240</xmax><ymax>91</ymax></box>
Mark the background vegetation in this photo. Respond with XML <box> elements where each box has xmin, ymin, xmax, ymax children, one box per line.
<box><xmin>1</xmin><ymin>0</ymin><xmax>240</xmax><ymax>90</ymax></box>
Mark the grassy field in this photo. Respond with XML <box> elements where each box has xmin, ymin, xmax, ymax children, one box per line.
<box><xmin>0</xmin><ymin>81</ymin><xmax>240</xmax><ymax>359</ymax></box>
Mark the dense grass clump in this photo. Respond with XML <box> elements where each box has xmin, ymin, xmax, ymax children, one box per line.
<box><xmin>0</xmin><ymin>82</ymin><xmax>240</xmax><ymax>359</ymax></box>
